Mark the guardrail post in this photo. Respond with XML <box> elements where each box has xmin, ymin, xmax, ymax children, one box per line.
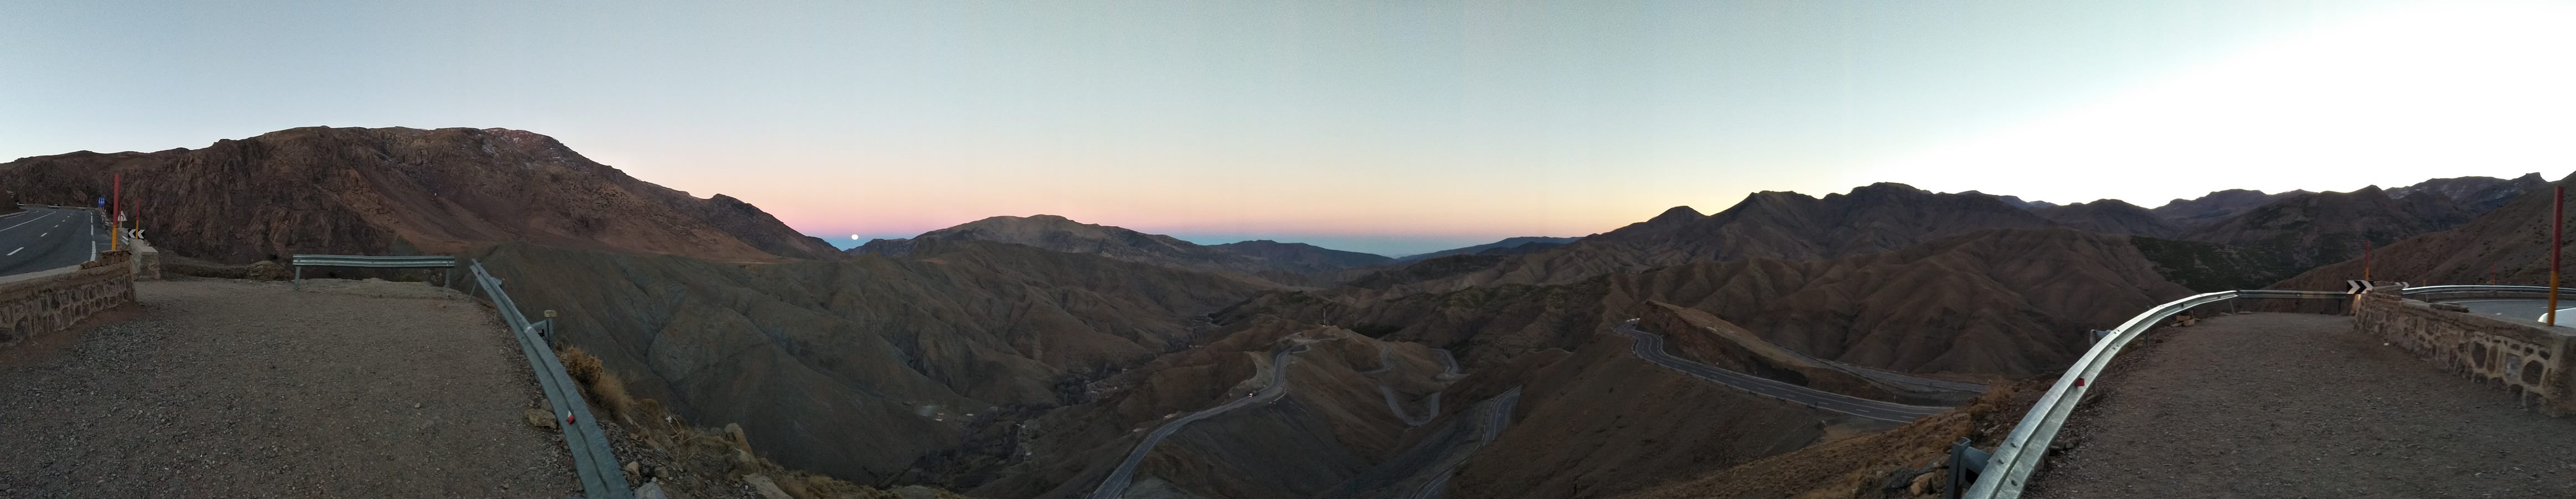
<box><xmin>292</xmin><ymin>265</ymin><xmax>302</xmax><ymax>291</ymax></box>
<box><xmin>1948</xmin><ymin>437</ymin><xmax>1989</xmax><ymax>499</ymax></box>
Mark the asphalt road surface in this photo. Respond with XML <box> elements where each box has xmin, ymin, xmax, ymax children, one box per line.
<box><xmin>1617</xmin><ymin>320</ymin><xmax>1945</xmax><ymax>423</ymax></box>
<box><xmin>2439</xmin><ymin>298</ymin><xmax>2562</xmax><ymax>325</ymax></box>
<box><xmin>0</xmin><ymin>207</ymin><xmax>111</xmax><ymax>279</ymax></box>
<box><xmin>1087</xmin><ymin>343</ymin><xmax>1305</xmax><ymax>499</ymax></box>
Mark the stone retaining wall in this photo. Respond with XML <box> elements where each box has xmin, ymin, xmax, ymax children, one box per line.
<box><xmin>2356</xmin><ymin>291</ymin><xmax>2575</xmax><ymax>416</ymax></box>
<box><xmin>0</xmin><ymin>251</ymin><xmax>137</xmax><ymax>346</ymax></box>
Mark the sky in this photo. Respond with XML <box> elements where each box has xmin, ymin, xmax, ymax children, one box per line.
<box><xmin>5</xmin><ymin>1</ymin><xmax>2573</xmax><ymax>257</ymax></box>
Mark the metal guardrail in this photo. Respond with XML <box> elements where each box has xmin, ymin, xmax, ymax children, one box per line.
<box><xmin>289</xmin><ymin>254</ymin><xmax>457</xmax><ymax>290</ymax></box>
<box><xmin>2397</xmin><ymin>285</ymin><xmax>2576</xmax><ymax>300</ymax></box>
<box><xmin>466</xmin><ymin>260</ymin><xmax>632</xmax><ymax>499</ymax></box>
<box><xmin>1960</xmin><ymin>284</ymin><xmax>2576</xmax><ymax>497</ymax></box>
<box><xmin>1959</xmin><ymin>288</ymin><xmax>2357</xmax><ymax>498</ymax></box>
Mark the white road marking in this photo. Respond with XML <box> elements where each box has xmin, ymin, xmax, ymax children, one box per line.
<box><xmin>7</xmin><ymin>248</ymin><xmax>20</xmax><ymax>256</ymax></box>
<box><xmin>37</xmin><ymin>233</ymin><xmax>44</xmax><ymax>238</ymax></box>
<box><xmin>0</xmin><ymin>210</ymin><xmax>54</xmax><ymax>232</ymax></box>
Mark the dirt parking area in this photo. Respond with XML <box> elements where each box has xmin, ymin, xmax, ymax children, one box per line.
<box><xmin>0</xmin><ymin>277</ymin><xmax>576</xmax><ymax>497</ymax></box>
<box><xmin>2026</xmin><ymin>312</ymin><xmax>2576</xmax><ymax>498</ymax></box>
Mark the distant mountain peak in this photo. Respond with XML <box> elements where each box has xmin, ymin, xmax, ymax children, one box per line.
<box><xmin>1959</xmin><ymin>190</ymin><xmax>2061</xmax><ymax>210</ymax></box>
<box><xmin>1648</xmin><ymin>205</ymin><xmax>1705</xmax><ymax>224</ymax></box>
<box><xmin>1850</xmin><ymin>182</ymin><xmax>1926</xmax><ymax>194</ymax></box>
<box><xmin>853</xmin><ymin>214</ymin><xmax>1389</xmax><ymax>282</ymax></box>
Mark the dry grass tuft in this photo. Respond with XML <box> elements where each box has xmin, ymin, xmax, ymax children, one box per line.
<box><xmin>558</xmin><ymin>347</ymin><xmax>637</xmax><ymax>421</ymax></box>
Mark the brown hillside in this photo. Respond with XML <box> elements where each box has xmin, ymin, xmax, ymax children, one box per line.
<box><xmin>2274</xmin><ymin>173</ymin><xmax>2575</xmax><ymax>289</ymax></box>
<box><xmin>462</xmin><ymin>239</ymin><xmax>1275</xmax><ymax>485</ymax></box>
<box><xmin>1232</xmin><ymin>228</ymin><xmax>2189</xmax><ymax>379</ymax></box>
<box><xmin>2181</xmin><ymin>186</ymin><xmax>2476</xmax><ymax>270</ymax></box>
<box><xmin>852</xmin><ymin>215</ymin><xmax>1386</xmax><ymax>286</ymax></box>
<box><xmin>1448</xmin><ymin>332</ymin><xmax>1859</xmax><ymax>499</ymax></box>
<box><xmin>0</xmin><ymin>126</ymin><xmax>839</xmax><ymax>263</ymax></box>
<box><xmin>2150</xmin><ymin>188</ymin><xmax>2310</xmax><ymax>227</ymax></box>
<box><xmin>2030</xmin><ymin>200</ymin><xmax>2178</xmax><ymax>237</ymax></box>
<box><xmin>1346</xmin><ymin>183</ymin><xmax>2066</xmax><ymax>294</ymax></box>
<box><xmin>2388</xmin><ymin>173</ymin><xmax>2549</xmax><ymax>214</ymax></box>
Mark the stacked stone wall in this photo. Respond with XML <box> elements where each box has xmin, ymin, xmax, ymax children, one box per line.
<box><xmin>0</xmin><ymin>251</ymin><xmax>137</xmax><ymax>346</ymax></box>
<box><xmin>2356</xmin><ymin>291</ymin><xmax>2575</xmax><ymax>416</ymax></box>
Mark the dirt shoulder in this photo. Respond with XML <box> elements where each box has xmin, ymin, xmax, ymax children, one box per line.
<box><xmin>0</xmin><ymin>277</ymin><xmax>577</xmax><ymax>497</ymax></box>
<box><xmin>2026</xmin><ymin>312</ymin><xmax>2576</xmax><ymax>498</ymax></box>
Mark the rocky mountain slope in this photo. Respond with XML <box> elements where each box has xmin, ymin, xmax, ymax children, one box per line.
<box><xmin>2030</xmin><ymin>200</ymin><xmax>2180</xmax><ymax>238</ymax></box>
<box><xmin>1394</xmin><ymin>237</ymin><xmax>1579</xmax><ymax>263</ymax></box>
<box><xmin>1343</xmin><ymin>183</ymin><xmax>2066</xmax><ymax>294</ymax></box>
<box><xmin>1960</xmin><ymin>191</ymin><xmax>2058</xmax><ymax>210</ymax></box>
<box><xmin>2275</xmin><ymin>173</ymin><xmax>2572</xmax><ymax>290</ymax></box>
<box><xmin>2387</xmin><ymin>173</ymin><xmax>2548</xmax><ymax>214</ymax></box>
<box><xmin>851</xmin><ymin>215</ymin><xmax>1387</xmax><ymax>286</ymax></box>
<box><xmin>2150</xmin><ymin>189</ymin><xmax>2311</xmax><ymax>228</ymax></box>
<box><xmin>464</xmin><ymin>239</ymin><xmax>1277</xmax><ymax>484</ymax></box>
<box><xmin>2178</xmin><ymin>186</ymin><xmax>2476</xmax><ymax>270</ymax></box>
<box><xmin>1209</xmin><ymin>240</ymin><xmax>1394</xmax><ymax>274</ymax></box>
<box><xmin>1231</xmin><ymin>228</ymin><xmax>2190</xmax><ymax>379</ymax></box>
<box><xmin>0</xmin><ymin>126</ymin><xmax>841</xmax><ymax>263</ymax></box>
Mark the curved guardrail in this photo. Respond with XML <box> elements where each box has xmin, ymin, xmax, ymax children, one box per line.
<box><xmin>1963</xmin><ymin>284</ymin><xmax>2576</xmax><ymax>498</ymax></box>
<box><xmin>2398</xmin><ymin>285</ymin><xmax>2576</xmax><ymax>300</ymax></box>
<box><xmin>466</xmin><ymin>260</ymin><xmax>633</xmax><ymax>499</ymax></box>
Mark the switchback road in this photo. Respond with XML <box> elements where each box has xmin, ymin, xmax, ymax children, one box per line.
<box><xmin>1617</xmin><ymin>320</ymin><xmax>1944</xmax><ymax>423</ymax></box>
<box><xmin>1088</xmin><ymin>343</ymin><xmax>1305</xmax><ymax>499</ymax></box>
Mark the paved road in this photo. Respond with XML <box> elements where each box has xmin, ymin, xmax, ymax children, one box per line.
<box><xmin>0</xmin><ymin>207</ymin><xmax>110</xmax><ymax>279</ymax></box>
<box><xmin>2022</xmin><ymin>312</ymin><xmax>2576</xmax><ymax>498</ymax></box>
<box><xmin>1616</xmin><ymin>320</ymin><xmax>1944</xmax><ymax>423</ymax></box>
<box><xmin>1365</xmin><ymin>341</ymin><xmax>1437</xmax><ymax>426</ymax></box>
<box><xmin>1087</xmin><ymin>343</ymin><xmax>1305</xmax><ymax>499</ymax></box>
<box><xmin>1403</xmin><ymin>387</ymin><xmax>1519</xmax><ymax>499</ymax></box>
<box><xmin>2435</xmin><ymin>298</ymin><xmax>2562</xmax><ymax>325</ymax></box>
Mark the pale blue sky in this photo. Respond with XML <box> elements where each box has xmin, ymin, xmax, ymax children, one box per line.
<box><xmin>6</xmin><ymin>1</ymin><xmax>2569</xmax><ymax>256</ymax></box>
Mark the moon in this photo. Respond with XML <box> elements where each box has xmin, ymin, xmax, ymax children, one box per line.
<box><xmin>850</xmin><ymin>234</ymin><xmax>861</xmax><ymax>240</ymax></box>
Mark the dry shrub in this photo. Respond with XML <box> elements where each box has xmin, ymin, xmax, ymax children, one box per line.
<box><xmin>557</xmin><ymin>346</ymin><xmax>636</xmax><ymax>421</ymax></box>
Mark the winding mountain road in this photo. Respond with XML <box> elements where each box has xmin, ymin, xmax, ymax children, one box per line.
<box><xmin>1617</xmin><ymin>320</ymin><xmax>1944</xmax><ymax>423</ymax></box>
<box><xmin>1087</xmin><ymin>343</ymin><xmax>1305</xmax><ymax>499</ymax></box>
<box><xmin>1365</xmin><ymin>342</ymin><xmax>1437</xmax><ymax>426</ymax></box>
<box><xmin>1403</xmin><ymin>387</ymin><xmax>1519</xmax><ymax>499</ymax></box>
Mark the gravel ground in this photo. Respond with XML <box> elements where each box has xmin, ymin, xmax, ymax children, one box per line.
<box><xmin>0</xmin><ymin>277</ymin><xmax>579</xmax><ymax>497</ymax></box>
<box><xmin>2026</xmin><ymin>312</ymin><xmax>2576</xmax><ymax>498</ymax></box>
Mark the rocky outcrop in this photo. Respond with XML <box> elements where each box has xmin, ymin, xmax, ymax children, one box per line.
<box><xmin>0</xmin><ymin>126</ymin><xmax>841</xmax><ymax>264</ymax></box>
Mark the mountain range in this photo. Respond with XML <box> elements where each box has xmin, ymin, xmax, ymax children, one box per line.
<box><xmin>17</xmin><ymin>125</ymin><xmax>2566</xmax><ymax>498</ymax></box>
